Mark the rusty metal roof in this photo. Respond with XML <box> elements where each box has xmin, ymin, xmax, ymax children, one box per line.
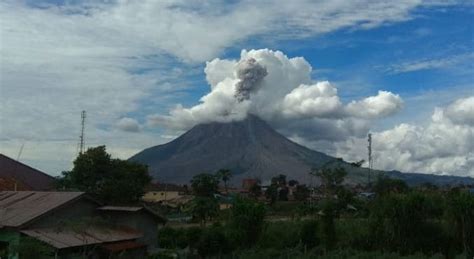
<box><xmin>21</xmin><ymin>227</ymin><xmax>142</xmax><ymax>249</ymax></box>
<box><xmin>0</xmin><ymin>191</ymin><xmax>85</xmax><ymax>228</ymax></box>
<box><xmin>0</xmin><ymin>154</ymin><xmax>55</xmax><ymax>191</ymax></box>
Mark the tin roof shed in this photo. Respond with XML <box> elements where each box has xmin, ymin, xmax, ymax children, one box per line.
<box><xmin>0</xmin><ymin>191</ymin><xmax>86</xmax><ymax>228</ymax></box>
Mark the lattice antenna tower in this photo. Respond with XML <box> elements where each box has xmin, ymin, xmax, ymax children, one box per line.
<box><xmin>79</xmin><ymin>110</ymin><xmax>86</xmax><ymax>154</ymax></box>
<box><xmin>367</xmin><ymin>133</ymin><xmax>373</xmax><ymax>186</ymax></box>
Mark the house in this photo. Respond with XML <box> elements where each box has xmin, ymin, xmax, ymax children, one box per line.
<box><xmin>142</xmin><ymin>183</ymin><xmax>188</xmax><ymax>203</ymax></box>
<box><xmin>0</xmin><ymin>191</ymin><xmax>166</xmax><ymax>258</ymax></box>
<box><xmin>96</xmin><ymin>206</ymin><xmax>166</xmax><ymax>253</ymax></box>
<box><xmin>160</xmin><ymin>195</ymin><xmax>194</xmax><ymax>208</ymax></box>
<box><xmin>214</xmin><ymin>193</ymin><xmax>234</xmax><ymax>210</ymax></box>
<box><xmin>0</xmin><ymin>154</ymin><xmax>55</xmax><ymax>191</ymax></box>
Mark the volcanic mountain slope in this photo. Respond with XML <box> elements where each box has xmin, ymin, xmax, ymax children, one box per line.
<box><xmin>130</xmin><ymin>115</ymin><xmax>344</xmax><ymax>184</ymax></box>
<box><xmin>129</xmin><ymin>115</ymin><xmax>474</xmax><ymax>186</ymax></box>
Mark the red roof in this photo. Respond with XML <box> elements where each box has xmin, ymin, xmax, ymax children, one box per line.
<box><xmin>0</xmin><ymin>154</ymin><xmax>55</xmax><ymax>191</ymax></box>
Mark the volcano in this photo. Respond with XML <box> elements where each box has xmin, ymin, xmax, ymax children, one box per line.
<box><xmin>129</xmin><ymin>115</ymin><xmax>474</xmax><ymax>186</ymax></box>
<box><xmin>130</xmin><ymin>115</ymin><xmax>366</xmax><ymax>185</ymax></box>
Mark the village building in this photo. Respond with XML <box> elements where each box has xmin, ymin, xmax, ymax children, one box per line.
<box><xmin>142</xmin><ymin>182</ymin><xmax>188</xmax><ymax>203</ymax></box>
<box><xmin>0</xmin><ymin>191</ymin><xmax>166</xmax><ymax>258</ymax></box>
<box><xmin>0</xmin><ymin>154</ymin><xmax>55</xmax><ymax>191</ymax></box>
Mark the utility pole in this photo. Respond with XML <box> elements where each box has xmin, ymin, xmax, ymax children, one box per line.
<box><xmin>367</xmin><ymin>133</ymin><xmax>373</xmax><ymax>187</ymax></box>
<box><xmin>79</xmin><ymin>110</ymin><xmax>86</xmax><ymax>155</ymax></box>
<box><xmin>13</xmin><ymin>143</ymin><xmax>25</xmax><ymax>191</ymax></box>
<box><xmin>16</xmin><ymin>143</ymin><xmax>24</xmax><ymax>161</ymax></box>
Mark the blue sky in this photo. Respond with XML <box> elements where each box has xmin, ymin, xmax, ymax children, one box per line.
<box><xmin>1</xmin><ymin>0</ymin><xmax>473</xmax><ymax>176</ymax></box>
<box><xmin>207</xmin><ymin>5</ymin><xmax>472</xmax><ymax>111</ymax></box>
<box><xmin>132</xmin><ymin>3</ymin><xmax>473</xmax><ymax>128</ymax></box>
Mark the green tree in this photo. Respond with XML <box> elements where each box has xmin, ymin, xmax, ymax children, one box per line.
<box><xmin>350</xmin><ymin>159</ymin><xmax>365</xmax><ymax>167</ymax></box>
<box><xmin>320</xmin><ymin>199</ymin><xmax>337</xmax><ymax>251</ymax></box>
<box><xmin>446</xmin><ymin>190</ymin><xmax>474</xmax><ymax>258</ymax></box>
<box><xmin>294</xmin><ymin>184</ymin><xmax>310</xmax><ymax>201</ymax></box>
<box><xmin>216</xmin><ymin>169</ymin><xmax>232</xmax><ymax>193</ymax></box>
<box><xmin>300</xmin><ymin>220</ymin><xmax>320</xmax><ymax>249</ymax></box>
<box><xmin>249</xmin><ymin>183</ymin><xmax>262</xmax><ymax>199</ymax></box>
<box><xmin>369</xmin><ymin>191</ymin><xmax>447</xmax><ymax>255</ymax></box>
<box><xmin>188</xmin><ymin>197</ymin><xmax>219</xmax><ymax>226</ymax></box>
<box><xmin>100</xmin><ymin>159</ymin><xmax>152</xmax><ymax>203</ymax></box>
<box><xmin>191</xmin><ymin>173</ymin><xmax>219</xmax><ymax>197</ymax></box>
<box><xmin>189</xmin><ymin>173</ymin><xmax>220</xmax><ymax>225</ymax></box>
<box><xmin>58</xmin><ymin>146</ymin><xmax>151</xmax><ymax>204</ymax></box>
<box><xmin>288</xmin><ymin>179</ymin><xmax>299</xmax><ymax>187</ymax></box>
<box><xmin>265</xmin><ymin>185</ymin><xmax>278</xmax><ymax>205</ymax></box>
<box><xmin>311</xmin><ymin>167</ymin><xmax>347</xmax><ymax>196</ymax></box>
<box><xmin>12</xmin><ymin>237</ymin><xmax>54</xmax><ymax>259</ymax></box>
<box><xmin>373</xmin><ymin>176</ymin><xmax>409</xmax><ymax>196</ymax></box>
<box><xmin>272</xmin><ymin>174</ymin><xmax>287</xmax><ymax>186</ymax></box>
<box><xmin>229</xmin><ymin>197</ymin><xmax>266</xmax><ymax>247</ymax></box>
<box><xmin>196</xmin><ymin>225</ymin><xmax>230</xmax><ymax>258</ymax></box>
<box><xmin>267</xmin><ymin>174</ymin><xmax>289</xmax><ymax>203</ymax></box>
<box><xmin>157</xmin><ymin>227</ymin><xmax>187</xmax><ymax>249</ymax></box>
<box><xmin>311</xmin><ymin>167</ymin><xmax>348</xmax><ymax>252</ymax></box>
<box><xmin>278</xmin><ymin>186</ymin><xmax>289</xmax><ymax>201</ymax></box>
<box><xmin>185</xmin><ymin>227</ymin><xmax>203</xmax><ymax>255</ymax></box>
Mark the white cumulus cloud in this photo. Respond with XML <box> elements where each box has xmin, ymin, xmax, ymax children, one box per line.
<box><xmin>346</xmin><ymin>91</ymin><xmax>404</xmax><ymax>119</ymax></box>
<box><xmin>334</xmin><ymin>97</ymin><xmax>474</xmax><ymax>176</ymax></box>
<box><xmin>443</xmin><ymin>96</ymin><xmax>474</xmax><ymax>126</ymax></box>
<box><xmin>151</xmin><ymin>49</ymin><xmax>403</xmax><ymax>143</ymax></box>
<box><xmin>282</xmin><ymin>81</ymin><xmax>343</xmax><ymax>119</ymax></box>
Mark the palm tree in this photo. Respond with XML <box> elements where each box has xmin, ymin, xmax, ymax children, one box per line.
<box><xmin>216</xmin><ymin>169</ymin><xmax>232</xmax><ymax>193</ymax></box>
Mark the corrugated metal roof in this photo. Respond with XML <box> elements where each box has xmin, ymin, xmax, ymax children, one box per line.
<box><xmin>97</xmin><ymin>205</ymin><xmax>167</xmax><ymax>223</ymax></box>
<box><xmin>97</xmin><ymin>206</ymin><xmax>142</xmax><ymax>212</ymax></box>
<box><xmin>0</xmin><ymin>154</ymin><xmax>55</xmax><ymax>191</ymax></box>
<box><xmin>0</xmin><ymin>191</ymin><xmax>84</xmax><ymax>227</ymax></box>
<box><xmin>21</xmin><ymin>227</ymin><xmax>142</xmax><ymax>249</ymax></box>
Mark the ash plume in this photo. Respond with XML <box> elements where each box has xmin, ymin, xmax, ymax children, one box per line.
<box><xmin>234</xmin><ymin>58</ymin><xmax>268</xmax><ymax>102</ymax></box>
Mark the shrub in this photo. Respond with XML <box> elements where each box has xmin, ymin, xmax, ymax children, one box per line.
<box><xmin>197</xmin><ymin>225</ymin><xmax>230</xmax><ymax>258</ymax></box>
<box><xmin>157</xmin><ymin>227</ymin><xmax>187</xmax><ymax>249</ymax></box>
<box><xmin>229</xmin><ymin>197</ymin><xmax>266</xmax><ymax>248</ymax></box>
<box><xmin>300</xmin><ymin>220</ymin><xmax>320</xmax><ymax>249</ymax></box>
<box><xmin>257</xmin><ymin>221</ymin><xmax>301</xmax><ymax>249</ymax></box>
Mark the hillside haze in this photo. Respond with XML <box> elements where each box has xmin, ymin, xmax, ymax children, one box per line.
<box><xmin>130</xmin><ymin>115</ymin><xmax>338</xmax><ymax>184</ymax></box>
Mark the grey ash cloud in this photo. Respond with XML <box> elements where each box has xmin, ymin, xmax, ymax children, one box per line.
<box><xmin>234</xmin><ymin>58</ymin><xmax>268</xmax><ymax>102</ymax></box>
